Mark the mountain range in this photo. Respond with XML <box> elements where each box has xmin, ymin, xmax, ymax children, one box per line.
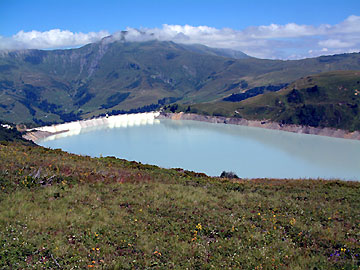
<box><xmin>1</xmin><ymin>37</ymin><xmax>360</xmax><ymax>125</ymax></box>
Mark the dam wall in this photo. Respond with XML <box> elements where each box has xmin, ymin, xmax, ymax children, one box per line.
<box><xmin>25</xmin><ymin>112</ymin><xmax>160</xmax><ymax>142</ymax></box>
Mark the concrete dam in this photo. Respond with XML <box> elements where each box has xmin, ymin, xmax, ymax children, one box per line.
<box><xmin>26</xmin><ymin>112</ymin><xmax>161</xmax><ymax>142</ymax></box>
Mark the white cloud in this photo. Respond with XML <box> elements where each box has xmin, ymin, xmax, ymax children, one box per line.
<box><xmin>0</xmin><ymin>29</ymin><xmax>110</xmax><ymax>50</ymax></box>
<box><xmin>318</xmin><ymin>39</ymin><xmax>354</xmax><ymax>48</ymax></box>
<box><xmin>112</xmin><ymin>15</ymin><xmax>360</xmax><ymax>59</ymax></box>
<box><xmin>332</xmin><ymin>15</ymin><xmax>360</xmax><ymax>34</ymax></box>
<box><xmin>243</xmin><ymin>23</ymin><xmax>320</xmax><ymax>38</ymax></box>
<box><xmin>0</xmin><ymin>15</ymin><xmax>360</xmax><ymax>59</ymax></box>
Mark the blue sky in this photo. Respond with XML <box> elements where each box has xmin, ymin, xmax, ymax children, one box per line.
<box><xmin>1</xmin><ymin>0</ymin><xmax>360</xmax><ymax>59</ymax></box>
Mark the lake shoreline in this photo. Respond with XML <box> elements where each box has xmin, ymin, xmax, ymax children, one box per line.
<box><xmin>157</xmin><ymin>112</ymin><xmax>360</xmax><ymax>141</ymax></box>
<box><xmin>23</xmin><ymin>111</ymin><xmax>360</xmax><ymax>142</ymax></box>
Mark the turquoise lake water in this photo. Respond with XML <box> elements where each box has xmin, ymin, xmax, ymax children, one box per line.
<box><xmin>38</xmin><ymin>119</ymin><xmax>360</xmax><ymax>180</ymax></box>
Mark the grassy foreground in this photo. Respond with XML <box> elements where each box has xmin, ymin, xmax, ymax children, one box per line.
<box><xmin>0</xmin><ymin>142</ymin><xmax>359</xmax><ymax>269</ymax></box>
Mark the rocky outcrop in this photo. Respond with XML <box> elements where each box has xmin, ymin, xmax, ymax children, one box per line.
<box><xmin>157</xmin><ymin>112</ymin><xmax>360</xmax><ymax>140</ymax></box>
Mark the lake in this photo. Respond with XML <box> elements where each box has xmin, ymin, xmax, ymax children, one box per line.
<box><xmin>38</xmin><ymin>119</ymin><xmax>360</xmax><ymax>180</ymax></box>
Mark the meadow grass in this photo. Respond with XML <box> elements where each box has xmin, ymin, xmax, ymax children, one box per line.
<box><xmin>0</xmin><ymin>142</ymin><xmax>359</xmax><ymax>269</ymax></box>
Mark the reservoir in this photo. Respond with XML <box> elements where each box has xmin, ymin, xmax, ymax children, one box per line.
<box><xmin>38</xmin><ymin>119</ymin><xmax>360</xmax><ymax>180</ymax></box>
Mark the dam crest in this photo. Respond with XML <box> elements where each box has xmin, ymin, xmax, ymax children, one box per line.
<box><xmin>27</xmin><ymin>112</ymin><xmax>161</xmax><ymax>142</ymax></box>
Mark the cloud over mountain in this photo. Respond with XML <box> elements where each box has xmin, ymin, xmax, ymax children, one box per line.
<box><xmin>0</xmin><ymin>29</ymin><xmax>110</xmax><ymax>50</ymax></box>
<box><xmin>1</xmin><ymin>15</ymin><xmax>359</xmax><ymax>59</ymax></box>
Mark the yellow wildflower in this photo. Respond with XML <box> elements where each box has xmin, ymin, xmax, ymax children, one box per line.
<box><xmin>289</xmin><ymin>218</ymin><xmax>296</xmax><ymax>226</ymax></box>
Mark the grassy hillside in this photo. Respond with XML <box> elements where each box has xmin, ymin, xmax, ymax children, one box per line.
<box><xmin>188</xmin><ymin>71</ymin><xmax>360</xmax><ymax>131</ymax></box>
<box><xmin>1</xmin><ymin>39</ymin><xmax>360</xmax><ymax>124</ymax></box>
<box><xmin>0</xmin><ymin>136</ymin><xmax>359</xmax><ymax>268</ymax></box>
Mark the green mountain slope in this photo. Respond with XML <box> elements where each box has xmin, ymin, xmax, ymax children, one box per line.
<box><xmin>0</xmin><ymin>40</ymin><xmax>249</xmax><ymax>124</ymax></box>
<box><xmin>190</xmin><ymin>71</ymin><xmax>360</xmax><ymax>131</ymax></box>
<box><xmin>1</xmin><ymin>38</ymin><xmax>360</xmax><ymax>124</ymax></box>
